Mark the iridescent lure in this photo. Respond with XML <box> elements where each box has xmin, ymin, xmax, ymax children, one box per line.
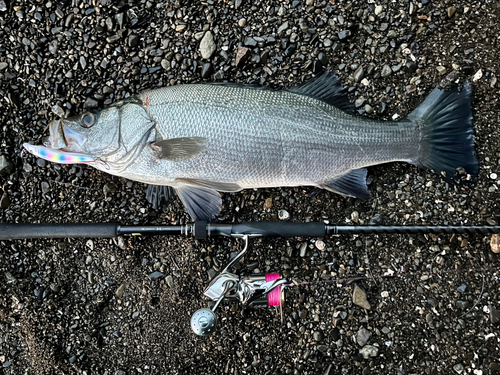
<box><xmin>23</xmin><ymin>143</ymin><xmax>95</xmax><ymax>164</ymax></box>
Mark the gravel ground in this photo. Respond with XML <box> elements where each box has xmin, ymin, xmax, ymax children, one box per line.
<box><xmin>1</xmin><ymin>0</ymin><xmax>500</xmax><ymax>374</ymax></box>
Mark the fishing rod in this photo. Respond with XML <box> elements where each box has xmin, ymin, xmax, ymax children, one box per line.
<box><xmin>1</xmin><ymin>221</ymin><xmax>499</xmax><ymax>336</ymax></box>
<box><xmin>1</xmin><ymin>221</ymin><xmax>500</xmax><ymax>240</ymax></box>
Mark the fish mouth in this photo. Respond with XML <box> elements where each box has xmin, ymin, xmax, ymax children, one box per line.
<box><xmin>44</xmin><ymin>119</ymin><xmax>88</xmax><ymax>153</ymax></box>
<box><xmin>23</xmin><ymin>119</ymin><xmax>95</xmax><ymax>164</ymax></box>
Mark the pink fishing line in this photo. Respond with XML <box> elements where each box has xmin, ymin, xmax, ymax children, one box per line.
<box><xmin>265</xmin><ymin>273</ymin><xmax>282</xmax><ymax>306</ymax></box>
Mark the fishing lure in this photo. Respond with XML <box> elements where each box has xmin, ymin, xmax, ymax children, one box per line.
<box><xmin>23</xmin><ymin>143</ymin><xmax>95</xmax><ymax>164</ymax></box>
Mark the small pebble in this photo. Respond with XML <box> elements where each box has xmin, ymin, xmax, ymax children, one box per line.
<box><xmin>166</xmin><ymin>275</ymin><xmax>174</xmax><ymax>288</ymax></box>
<box><xmin>278</xmin><ymin>209</ymin><xmax>290</xmax><ymax>220</ymax></box>
<box><xmin>381</xmin><ymin>65</ymin><xmax>392</xmax><ymax>77</ymax></box>
<box><xmin>0</xmin><ymin>156</ymin><xmax>14</xmax><ymax>176</ymax></box>
<box><xmin>355</xmin><ymin>328</ymin><xmax>371</xmax><ymax>347</ymax></box>
<box><xmin>338</xmin><ymin>30</ymin><xmax>351</xmax><ymax>40</ymax></box>
<box><xmin>41</xmin><ymin>181</ymin><xmax>50</xmax><ymax>194</ymax></box>
<box><xmin>148</xmin><ymin>271</ymin><xmax>164</xmax><ymax>280</ymax></box>
<box><xmin>299</xmin><ymin>243</ymin><xmax>307</xmax><ymax>257</ymax></box>
<box><xmin>359</xmin><ymin>345</ymin><xmax>378</xmax><ymax>359</ymax></box>
<box><xmin>235</xmin><ymin>47</ymin><xmax>251</xmax><ymax>66</ymax></box>
<box><xmin>52</xmin><ymin>104</ymin><xmax>65</xmax><ymax>117</ymax></box>
<box><xmin>491</xmin><ymin>234</ymin><xmax>499</xmax><ymax>254</ymax></box>
<box><xmin>315</xmin><ymin>240</ymin><xmax>325</xmax><ymax>251</ymax></box>
<box><xmin>436</xmin><ymin>66</ymin><xmax>447</xmax><ymax>75</ymax></box>
<box><xmin>313</xmin><ymin>331</ymin><xmax>323</xmax><ymax>342</ymax></box>
<box><xmin>453</xmin><ymin>363</ymin><xmax>464</xmax><ymax>374</ymax></box>
<box><xmin>116</xmin><ymin>283</ymin><xmax>126</xmax><ymax>298</ymax></box>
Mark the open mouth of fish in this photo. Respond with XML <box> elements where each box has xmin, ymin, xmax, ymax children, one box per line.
<box><xmin>23</xmin><ymin>120</ymin><xmax>96</xmax><ymax>164</ymax></box>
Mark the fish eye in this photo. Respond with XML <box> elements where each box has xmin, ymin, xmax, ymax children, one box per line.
<box><xmin>81</xmin><ymin>113</ymin><xmax>95</xmax><ymax>128</ymax></box>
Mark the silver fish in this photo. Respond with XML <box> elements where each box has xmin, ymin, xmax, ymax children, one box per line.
<box><xmin>24</xmin><ymin>72</ymin><xmax>478</xmax><ymax>220</ymax></box>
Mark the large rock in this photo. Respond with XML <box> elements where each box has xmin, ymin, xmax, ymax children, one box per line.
<box><xmin>353</xmin><ymin>284</ymin><xmax>371</xmax><ymax>310</ymax></box>
<box><xmin>200</xmin><ymin>31</ymin><xmax>216</xmax><ymax>59</ymax></box>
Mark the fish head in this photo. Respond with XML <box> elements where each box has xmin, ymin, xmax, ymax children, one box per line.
<box><xmin>45</xmin><ymin>106</ymin><xmax>121</xmax><ymax>159</ymax></box>
<box><xmin>45</xmin><ymin>100</ymin><xmax>155</xmax><ymax>168</ymax></box>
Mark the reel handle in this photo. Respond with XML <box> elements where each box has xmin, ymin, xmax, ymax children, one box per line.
<box><xmin>191</xmin><ymin>280</ymin><xmax>235</xmax><ymax>336</ymax></box>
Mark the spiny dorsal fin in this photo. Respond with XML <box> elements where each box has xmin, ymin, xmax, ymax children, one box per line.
<box><xmin>287</xmin><ymin>71</ymin><xmax>354</xmax><ymax>114</ymax></box>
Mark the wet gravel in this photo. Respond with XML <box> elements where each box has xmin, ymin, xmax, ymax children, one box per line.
<box><xmin>1</xmin><ymin>0</ymin><xmax>500</xmax><ymax>374</ymax></box>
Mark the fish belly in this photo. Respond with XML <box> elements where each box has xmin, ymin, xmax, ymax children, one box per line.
<box><xmin>136</xmin><ymin>84</ymin><xmax>419</xmax><ymax>187</ymax></box>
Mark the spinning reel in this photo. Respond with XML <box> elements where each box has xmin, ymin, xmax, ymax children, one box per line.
<box><xmin>190</xmin><ymin>235</ymin><xmax>287</xmax><ymax>336</ymax></box>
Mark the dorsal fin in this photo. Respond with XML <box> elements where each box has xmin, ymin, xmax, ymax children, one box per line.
<box><xmin>287</xmin><ymin>71</ymin><xmax>354</xmax><ymax>114</ymax></box>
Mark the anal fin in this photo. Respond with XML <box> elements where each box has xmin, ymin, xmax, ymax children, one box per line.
<box><xmin>321</xmin><ymin>168</ymin><xmax>369</xmax><ymax>200</ymax></box>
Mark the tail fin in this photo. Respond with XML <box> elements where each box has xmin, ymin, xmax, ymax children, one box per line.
<box><xmin>408</xmin><ymin>83</ymin><xmax>479</xmax><ymax>183</ymax></box>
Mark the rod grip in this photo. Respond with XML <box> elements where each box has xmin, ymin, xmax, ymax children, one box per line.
<box><xmin>0</xmin><ymin>223</ymin><xmax>119</xmax><ymax>240</ymax></box>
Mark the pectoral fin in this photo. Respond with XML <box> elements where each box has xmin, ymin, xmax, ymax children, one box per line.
<box><xmin>321</xmin><ymin>168</ymin><xmax>370</xmax><ymax>200</ymax></box>
<box><xmin>145</xmin><ymin>184</ymin><xmax>174</xmax><ymax>209</ymax></box>
<box><xmin>150</xmin><ymin>137</ymin><xmax>208</xmax><ymax>161</ymax></box>
<box><xmin>174</xmin><ymin>184</ymin><xmax>222</xmax><ymax>221</ymax></box>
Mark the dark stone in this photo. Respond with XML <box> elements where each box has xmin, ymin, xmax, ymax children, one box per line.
<box><xmin>462</xmin><ymin>65</ymin><xmax>474</xmax><ymax>75</ymax></box>
<box><xmin>128</xmin><ymin>34</ymin><xmax>139</xmax><ymax>47</ymax></box>
<box><xmin>353</xmin><ymin>65</ymin><xmax>364</xmax><ymax>82</ymax></box>
<box><xmin>318</xmin><ymin>52</ymin><xmax>328</xmax><ymax>65</ymax></box>
<box><xmin>201</xmin><ymin>62</ymin><xmax>213</xmax><ymax>78</ymax></box>
<box><xmin>313</xmin><ymin>60</ymin><xmax>324</xmax><ymax>74</ymax></box>
<box><xmin>0</xmin><ymin>193</ymin><xmax>9</xmax><ymax>209</ymax></box>
<box><xmin>369</xmin><ymin>214</ymin><xmax>384</xmax><ymax>225</ymax></box>
<box><xmin>260</xmin><ymin>51</ymin><xmax>269</xmax><ymax>65</ymax></box>
<box><xmin>285</xmin><ymin>44</ymin><xmax>296</xmax><ymax>57</ymax></box>
<box><xmin>405</xmin><ymin>61</ymin><xmax>417</xmax><ymax>73</ymax></box>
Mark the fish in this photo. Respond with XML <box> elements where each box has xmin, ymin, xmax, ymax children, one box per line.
<box><xmin>24</xmin><ymin>72</ymin><xmax>479</xmax><ymax>221</ymax></box>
